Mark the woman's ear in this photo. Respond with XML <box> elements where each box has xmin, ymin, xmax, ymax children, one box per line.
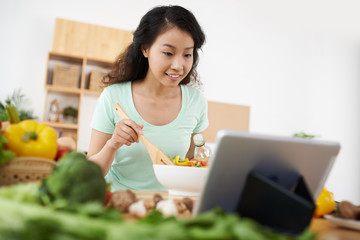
<box><xmin>141</xmin><ymin>45</ymin><xmax>149</xmax><ymax>58</ymax></box>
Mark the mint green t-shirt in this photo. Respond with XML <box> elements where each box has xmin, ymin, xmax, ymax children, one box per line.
<box><xmin>91</xmin><ymin>81</ymin><xmax>209</xmax><ymax>192</ymax></box>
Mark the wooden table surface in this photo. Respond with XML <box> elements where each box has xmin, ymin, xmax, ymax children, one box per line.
<box><xmin>134</xmin><ymin>191</ymin><xmax>360</xmax><ymax>240</ymax></box>
<box><xmin>310</xmin><ymin>217</ymin><xmax>360</xmax><ymax>240</ymax></box>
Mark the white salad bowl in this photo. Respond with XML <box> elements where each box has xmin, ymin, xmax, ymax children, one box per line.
<box><xmin>153</xmin><ymin>165</ymin><xmax>209</xmax><ymax>197</ymax></box>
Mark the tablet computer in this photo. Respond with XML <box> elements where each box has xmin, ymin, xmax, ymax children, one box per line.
<box><xmin>193</xmin><ymin>130</ymin><xmax>341</xmax><ymax>215</ymax></box>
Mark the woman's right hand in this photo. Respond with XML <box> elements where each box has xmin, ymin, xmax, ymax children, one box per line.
<box><xmin>107</xmin><ymin>119</ymin><xmax>144</xmax><ymax>150</ymax></box>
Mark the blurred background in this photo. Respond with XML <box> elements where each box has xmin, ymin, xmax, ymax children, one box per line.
<box><xmin>1</xmin><ymin>0</ymin><xmax>359</xmax><ymax>203</ymax></box>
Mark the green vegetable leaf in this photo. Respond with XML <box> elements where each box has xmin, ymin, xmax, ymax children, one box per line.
<box><xmin>293</xmin><ymin>132</ymin><xmax>317</xmax><ymax>139</ymax></box>
<box><xmin>0</xmin><ymin>88</ymin><xmax>37</xmax><ymax>121</ymax></box>
<box><xmin>0</xmin><ymin>132</ymin><xmax>16</xmax><ymax>166</ymax></box>
<box><xmin>0</xmin><ymin>182</ymin><xmax>40</xmax><ymax>204</ymax></box>
<box><xmin>0</xmin><ymin>196</ymin><xmax>317</xmax><ymax>240</ymax></box>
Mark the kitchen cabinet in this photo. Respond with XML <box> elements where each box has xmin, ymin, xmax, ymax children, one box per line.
<box><xmin>52</xmin><ymin>18</ymin><xmax>132</xmax><ymax>62</ymax></box>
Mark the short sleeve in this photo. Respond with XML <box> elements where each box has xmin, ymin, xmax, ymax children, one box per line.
<box><xmin>193</xmin><ymin>91</ymin><xmax>209</xmax><ymax>133</ymax></box>
<box><xmin>91</xmin><ymin>88</ymin><xmax>116</xmax><ymax>134</ymax></box>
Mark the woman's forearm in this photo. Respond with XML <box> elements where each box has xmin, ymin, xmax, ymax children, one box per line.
<box><xmin>87</xmin><ymin>140</ymin><xmax>118</xmax><ymax>176</ymax></box>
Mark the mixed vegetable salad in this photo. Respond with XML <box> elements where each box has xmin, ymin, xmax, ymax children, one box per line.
<box><xmin>169</xmin><ymin>155</ymin><xmax>208</xmax><ymax>167</ymax></box>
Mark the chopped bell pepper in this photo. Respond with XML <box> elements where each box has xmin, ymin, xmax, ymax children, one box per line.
<box><xmin>174</xmin><ymin>155</ymin><xmax>190</xmax><ymax>166</ymax></box>
<box><xmin>188</xmin><ymin>159</ymin><xmax>198</xmax><ymax>167</ymax></box>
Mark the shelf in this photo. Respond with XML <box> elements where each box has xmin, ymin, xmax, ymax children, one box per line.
<box><xmin>46</xmin><ymin>85</ymin><xmax>82</xmax><ymax>94</ymax></box>
<box><xmin>44</xmin><ymin>122</ymin><xmax>78</xmax><ymax>130</ymax></box>
<box><xmin>49</xmin><ymin>51</ymin><xmax>113</xmax><ymax>65</ymax></box>
<box><xmin>86</xmin><ymin>57</ymin><xmax>112</xmax><ymax>65</ymax></box>
<box><xmin>49</xmin><ymin>52</ymin><xmax>84</xmax><ymax>62</ymax></box>
<box><xmin>83</xmin><ymin>89</ymin><xmax>102</xmax><ymax>96</ymax></box>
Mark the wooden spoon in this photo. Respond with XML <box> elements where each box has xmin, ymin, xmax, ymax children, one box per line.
<box><xmin>114</xmin><ymin>103</ymin><xmax>174</xmax><ymax>165</ymax></box>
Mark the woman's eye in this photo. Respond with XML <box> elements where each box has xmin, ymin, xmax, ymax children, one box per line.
<box><xmin>163</xmin><ymin>52</ymin><xmax>173</xmax><ymax>56</ymax></box>
<box><xmin>185</xmin><ymin>54</ymin><xmax>192</xmax><ymax>58</ymax></box>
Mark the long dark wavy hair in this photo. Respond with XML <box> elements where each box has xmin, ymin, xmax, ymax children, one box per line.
<box><xmin>105</xmin><ymin>5</ymin><xmax>206</xmax><ymax>87</ymax></box>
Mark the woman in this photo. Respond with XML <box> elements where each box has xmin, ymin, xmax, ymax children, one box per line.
<box><xmin>87</xmin><ymin>5</ymin><xmax>208</xmax><ymax>192</ymax></box>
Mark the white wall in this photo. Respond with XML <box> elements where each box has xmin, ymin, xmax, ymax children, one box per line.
<box><xmin>1</xmin><ymin>0</ymin><xmax>359</xmax><ymax>203</ymax></box>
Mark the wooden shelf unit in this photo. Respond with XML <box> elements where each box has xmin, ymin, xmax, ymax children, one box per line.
<box><xmin>42</xmin><ymin>51</ymin><xmax>113</xmax><ymax>147</ymax></box>
<box><xmin>42</xmin><ymin>18</ymin><xmax>133</xmax><ymax>150</ymax></box>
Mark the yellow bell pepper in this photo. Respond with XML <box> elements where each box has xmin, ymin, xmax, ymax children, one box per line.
<box><xmin>314</xmin><ymin>186</ymin><xmax>336</xmax><ymax>217</ymax></box>
<box><xmin>174</xmin><ymin>155</ymin><xmax>190</xmax><ymax>166</ymax></box>
<box><xmin>4</xmin><ymin>120</ymin><xmax>58</xmax><ymax>160</ymax></box>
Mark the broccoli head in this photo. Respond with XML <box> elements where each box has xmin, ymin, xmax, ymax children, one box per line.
<box><xmin>39</xmin><ymin>151</ymin><xmax>106</xmax><ymax>205</ymax></box>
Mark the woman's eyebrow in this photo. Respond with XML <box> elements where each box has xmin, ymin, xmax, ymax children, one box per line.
<box><xmin>162</xmin><ymin>44</ymin><xmax>194</xmax><ymax>50</ymax></box>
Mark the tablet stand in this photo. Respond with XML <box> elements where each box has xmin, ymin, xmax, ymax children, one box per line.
<box><xmin>237</xmin><ymin>171</ymin><xmax>315</xmax><ymax>235</ymax></box>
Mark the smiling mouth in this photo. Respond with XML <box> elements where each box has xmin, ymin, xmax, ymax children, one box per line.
<box><xmin>167</xmin><ymin>73</ymin><xmax>181</xmax><ymax>78</ymax></box>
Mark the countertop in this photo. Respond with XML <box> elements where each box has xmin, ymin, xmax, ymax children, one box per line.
<box><xmin>133</xmin><ymin>190</ymin><xmax>360</xmax><ymax>240</ymax></box>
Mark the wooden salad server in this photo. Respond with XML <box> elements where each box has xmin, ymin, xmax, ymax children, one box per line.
<box><xmin>114</xmin><ymin>103</ymin><xmax>174</xmax><ymax>165</ymax></box>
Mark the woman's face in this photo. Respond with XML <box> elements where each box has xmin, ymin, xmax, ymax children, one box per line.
<box><xmin>142</xmin><ymin>27</ymin><xmax>194</xmax><ymax>87</ymax></box>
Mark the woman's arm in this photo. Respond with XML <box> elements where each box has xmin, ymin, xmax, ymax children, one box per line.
<box><xmin>87</xmin><ymin>129</ymin><xmax>116</xmax><ymax>175</ymax></box>
<box><xmin>87</xmin><ymin>120</ymin><xmax>144</xmax><ymax>175</ymax></box>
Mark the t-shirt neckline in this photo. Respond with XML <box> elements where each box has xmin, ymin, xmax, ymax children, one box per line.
<box><xmin>128</xmin><ymin>81</ymin><xmax>185</xmax><ymax>129</ymax></box>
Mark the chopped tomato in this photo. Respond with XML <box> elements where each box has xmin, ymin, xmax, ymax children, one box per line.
<box><xmin>199</xmin><ymin>160</ymin><xmax>208</xmax><ymax>167</ymax></box>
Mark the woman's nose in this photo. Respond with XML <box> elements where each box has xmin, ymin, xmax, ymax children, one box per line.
<box><xmin>170</xmin><ymin>56</ymin><xmax>184</xmax><ymax>71</ymax></box>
